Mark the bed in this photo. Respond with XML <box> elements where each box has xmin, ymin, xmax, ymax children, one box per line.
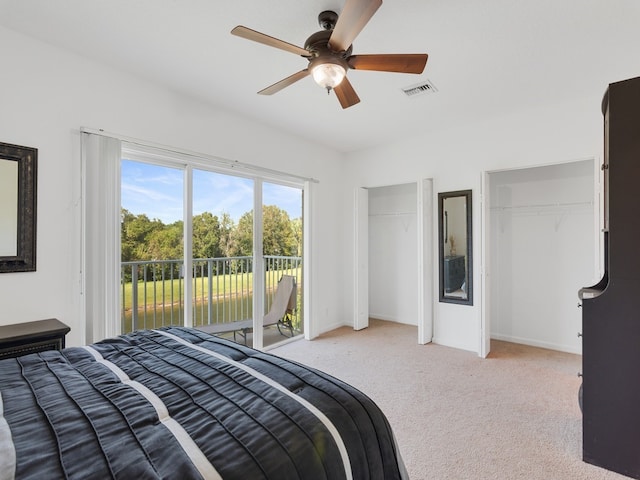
<box><xmin>0</xmin><ymin>327</ymin><xmax>407</xmax><ymax>479</ymax></box>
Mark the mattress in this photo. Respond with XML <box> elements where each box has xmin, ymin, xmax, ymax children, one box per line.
<box><xmin>0</xmin><ymin>327</ymin><xmax>407</xmax><ymax>479</ymax></box>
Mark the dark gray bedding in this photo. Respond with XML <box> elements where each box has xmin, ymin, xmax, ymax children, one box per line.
<box><xmin>0</xmin><ymin>327</ymin><xmax>407</xmax><ymax>479</ymax></box>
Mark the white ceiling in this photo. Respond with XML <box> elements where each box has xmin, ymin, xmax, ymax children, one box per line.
<box><xmin>1</xmin><ymin>0</ymin><xmax>639</xmax><ymax>152</ymax></box>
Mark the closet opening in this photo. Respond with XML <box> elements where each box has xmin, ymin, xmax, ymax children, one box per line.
<box><xmin>354</xmin><ymin>179</ymin><xmax>433</xmax><ymax>344</ymax></box>
<box><xmin>483</xmin><ymin>159</ymin><xmax>598</xmax><ymax>354</ymax></box>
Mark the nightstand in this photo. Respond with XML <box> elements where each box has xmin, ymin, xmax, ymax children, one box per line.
<box><xmin>0</xmin><ymin>318</ymin><xmax>70</xmax><ymax>360</ymax></box>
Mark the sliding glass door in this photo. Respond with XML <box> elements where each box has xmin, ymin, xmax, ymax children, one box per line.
<box><xmin>119</xmin><ymin>153</ymin><xmax>303</xmax><ymax>349</ymax></box>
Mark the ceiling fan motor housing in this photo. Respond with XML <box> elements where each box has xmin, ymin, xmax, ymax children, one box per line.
<box><xmin>318</xmin><ymin>10</ymin><xmax>339</xmax><ymax>30</ymax></box>
<box><xmin>304</xmin><ymin>28</ymin><xmax>353</xmax><ymax>59</ymax></box>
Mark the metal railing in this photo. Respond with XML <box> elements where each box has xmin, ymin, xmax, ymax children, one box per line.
<box><xmin>121</xmin><ymin>255</ymin><xmax>302</xmax><ymax>334</ymax></box>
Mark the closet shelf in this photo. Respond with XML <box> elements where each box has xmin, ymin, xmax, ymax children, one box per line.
<box><xmin>490</xmin><ymin>201</ymin><xmax>593</xmax><ymax>212</ymax></box>
<box><xmin>368</xmin><ymin>212</ymin><xmax>416</xmax><ymax>217</ymax></box>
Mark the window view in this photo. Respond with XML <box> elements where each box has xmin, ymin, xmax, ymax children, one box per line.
<box><xmin>120</xmin><ymin>160</ymin><xmax>184</xmax><ymax>333</ymax></box>
<box><xmin>263</xmin><ymin>182</ymin><xmax>303</xmax><ymax>348</ymax></box>
<box><xmin>191</xmin><ymin>169</ymin><xmax>254</xmax><ymax>343</ymax></box>
<box><xmin>120</xmin><ymin>159</ymin><xmax>303</xmax><ymax>348</ymax></box>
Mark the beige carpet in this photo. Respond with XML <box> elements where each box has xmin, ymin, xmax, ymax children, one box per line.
<box><xmin>272</xmin><ymin>319</ymin><xmax>627</xmax><ymax>480</ymax></box>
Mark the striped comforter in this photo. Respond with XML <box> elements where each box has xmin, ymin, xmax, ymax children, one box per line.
<box><xmin>0</xmin><ymin>327</ymin><xmax>407</xmax><ymax>479</ymax></box>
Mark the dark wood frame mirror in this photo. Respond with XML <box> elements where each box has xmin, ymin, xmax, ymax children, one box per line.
<box><xmin>438</xmin><ymin>189</ymin><xmax>472</xmax><ymax>305</ymax></box>
<box><xmin>0</xmin><ymin>142</ymin><xmax>37</xmax><ymax>273</ymax></box>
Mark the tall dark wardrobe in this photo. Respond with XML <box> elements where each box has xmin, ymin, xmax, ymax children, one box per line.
<box><xmin>580</xmin><ymin>75</ymin><xmax>640</xmax><ymax>479</ymax></box>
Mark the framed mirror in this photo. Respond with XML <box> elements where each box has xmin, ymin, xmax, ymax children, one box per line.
<box><xmin>0</xmin><ymin>142</ymin><xmax>37</xmax><ymax>273</ymax></box>
<box><xmin>438</xmin><ymin>190</ymin><xmax>472</xmax><ymax>305</ymax></box>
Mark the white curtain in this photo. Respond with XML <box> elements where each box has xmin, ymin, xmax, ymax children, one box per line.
<box><xmin>81</xmin><ymin>132</ymin><xmax>122</xmax><ymax>344</ymax></box>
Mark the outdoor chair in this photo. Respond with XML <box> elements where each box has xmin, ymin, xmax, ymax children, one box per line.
<box><xmin>264</xmin><ymin>275</ymin><xmax>297</xmax><ymax>337</ymax></box>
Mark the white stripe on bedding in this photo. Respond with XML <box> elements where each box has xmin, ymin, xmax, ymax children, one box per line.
<box><xmin>82</xmin><ymin>346</ymin><xmax>222</xmax><ymax>480</ymax></box>
<box><xmin>0</xmin><ymin>392</ymin><xmax>16</xmax><ymax>480</ymax></box>
<box><xmin>156</xmin><ymin>329</ymin><xmax>354</xmax><ymax>480</ymax></box>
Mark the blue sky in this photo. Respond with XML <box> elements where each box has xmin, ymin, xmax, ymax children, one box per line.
<box><xmin>121</xmin><ymin>160</ymin><xmax>302</xmax><ymax>224</ymax></box>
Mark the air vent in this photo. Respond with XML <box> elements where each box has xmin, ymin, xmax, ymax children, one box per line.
<box><xmin>401</xmin><ymin>79</ymin><xmax>438</xmax><ymax>98</ymax></box>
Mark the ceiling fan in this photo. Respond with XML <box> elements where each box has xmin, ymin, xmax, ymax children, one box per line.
<box><xmin>231</xmin><ymin>0</ymin><xmax>428</xmax><ymax>109</ymax></box>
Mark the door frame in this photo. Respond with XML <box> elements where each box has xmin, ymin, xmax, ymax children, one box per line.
<box><xmin>354</xmin><ymin>187</ymin><xmax>369</xmax><ymax>330</ymax></box>
<box><xmin>480</xmin><ymin>172</ymin><xmax>491</xmax><ymax>358</ymax></box>
<box><xmin>480</xmin><ymin>158</ymin><xmax>600</xmax><ymax>357</ymax></box>
<box><xmin>354</xmin><ymin>180</ymin><xmax>434</xmax><ymax>342</ymax></box>
<box><xmin>418</xmin><ymin>178</ymin><xmax>434</xmax><ymax>344</ymax></box>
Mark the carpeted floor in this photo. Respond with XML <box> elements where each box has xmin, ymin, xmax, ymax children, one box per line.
<box><xmin>272</xmin><ymin>319</ymin><xmax>627</xmax><ymax>480</ymax></box>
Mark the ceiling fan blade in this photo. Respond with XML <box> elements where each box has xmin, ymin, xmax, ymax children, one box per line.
<box><xmin>231</xmin><ymin>26</ymin><xmax>310</xmax><ymax>57</ymax></box>
<box><xmin>258</xmin><ymin>69</ymin><xmax>310</xmax><ymax>95</ymax></box>
<box><xmin>334</xmin><ymin>77</ymin><xmax>361</xmax><ymax>109</ymax></box>
<box><xmin>348</xmin><ymin>53</ymin><xmax>428</xmax><ymax>74</ymax></box>
<box><xmin>329</xmin><ymin>0</ymin><xmax>382</xmax><ymax>53</ymax></box>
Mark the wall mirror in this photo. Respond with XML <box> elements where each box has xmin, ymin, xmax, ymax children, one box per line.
<box><xmin>0</xmin><ymin>142</ymin><xmax>37</xmax><ymax>273</ymax></box>
<box><xmin>438</xmin><ymin>190</ymin><xmax>472</xmax><ymax>305</ymax></box>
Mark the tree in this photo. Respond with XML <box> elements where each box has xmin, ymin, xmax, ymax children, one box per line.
<box><xmin>263</xmin><ymin>205</ymin><xmax>295</xmax><ymax>256</ymax></box>
<box><xmin>120</xmin><ymin>205</ymin><xmax>301</xmax><ymax>265</ymax></box>
<box><xmin>145</xmin><ymin>221</ymin><xmax>183</xmax><ymax>261</ymax></box>
<box><xmin>218</xmin><ymin>213</ymin><xmax>237</xmax><ymax>258</ymax></box>
<box><xmin>291</xmin><ymin>217</ymin><xmax>302</xmax><ymax>256</ymax></box>
<box><xmin>233</xmin><ymin>205</ymin><xmax>298</xmax><ymax>257</ymax></box>
<box><xmin>121</xmin><ymin>209</ymin><xmax>165</xmax><ymax>262</ymax></box>
<box><xmin>192</xmin><ymin>212</ymin><xmax>221</xmax><ymax>259</ymax></box>
<box><xmin>234</xmin><ymin>210</ymin><xmax>253</xmax><ymax>257</ymax></box>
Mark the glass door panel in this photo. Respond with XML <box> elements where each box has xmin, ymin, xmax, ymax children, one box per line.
<box><xmin>192</xmin><ymin>169</ymin><xmax>254</xmax><ymax>346</ymax></box>
<box><xmin>120</xmin><ymin>159</ymin><xmax>184</xmax><ymax>333</ymax></box>
<box><xmin>262</xmin><ymin>182</ymin><xmax>303</xmax><ymax>348</ymax></box>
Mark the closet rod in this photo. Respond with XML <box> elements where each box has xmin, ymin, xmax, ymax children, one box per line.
<box><xmin>369</xmin><ymin>212</ymin><xmax>416</xmax><ymax>217</ymax></box>
<box><xmin>490</xmin><ymin>201</ymin><xmax>592</xmax><ymax>211</ymax></box>
<box><xmin>80</xmin><ymin>127</ymin><xmax>319</xmax><ymax>184</ymax></box>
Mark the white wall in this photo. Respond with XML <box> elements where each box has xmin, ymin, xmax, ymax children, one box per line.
<box><xmin>368</xmin><ymin>183</ymin><xmax>418</xmax><ymax>325</ymax></box>
<box><xmin>489</xmin><ymin>161</ymin><xmax>596</xmax><ymax>354</ymax></box>
<box><xmin>0</xmin><ymin>27</ymin><xmax>346</xmax><ymax>346</ymax></box>
<box><xmin>344</xmin><ymin>96</ymin><xmax>603</xmax><ymax>354</ymax></box>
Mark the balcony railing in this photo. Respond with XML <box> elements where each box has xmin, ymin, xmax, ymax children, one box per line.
<box><xmin>120</xmin><ymin>256</ymin><xmax>302</xmax><ymax>335</ymax></box>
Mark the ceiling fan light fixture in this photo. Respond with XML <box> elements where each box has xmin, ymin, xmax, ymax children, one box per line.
<box><xmin>311</xmin><ymin>60</ymin><xmax>346</xmax><ymax>92</ymax></box>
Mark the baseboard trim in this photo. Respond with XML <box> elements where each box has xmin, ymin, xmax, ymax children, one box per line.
<box><xmin>491</xmin><ymin>333</ymin><xmax>582</xmax><ymax>355</ymax></box>
<box><xmin>368</xmin><ymin>314</ymin><xmax>418</xmax><ymax>326</ymax></box>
